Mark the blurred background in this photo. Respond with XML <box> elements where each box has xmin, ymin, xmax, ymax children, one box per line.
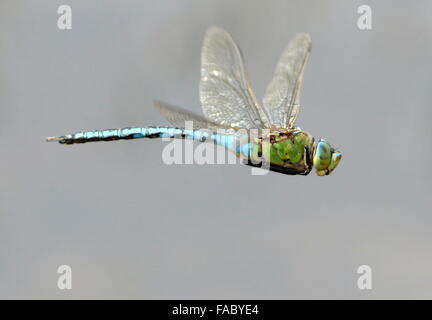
<box><xmin>0</xmin><ymin>0</ymin><xmax>431</xmax><ymax>299</ymax></box>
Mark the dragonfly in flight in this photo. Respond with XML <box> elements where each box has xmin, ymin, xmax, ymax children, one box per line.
<box><xmin>47</xmin><ymin>26</ymin><xmax>342</xmax><ymax>176</ymax></box>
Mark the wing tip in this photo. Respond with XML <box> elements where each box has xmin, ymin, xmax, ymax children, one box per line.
<box><xmin>289</xmin><ymin>32</ymin><xmax>312</xmax><ymax>52</ymax></box>
<box><xmin>295</xmin><ymin>32</ymin><xmax>312</xmax><ymax>45</ymax></box>
<box><xmin>153</xmin><ymin>99</ymin><xmax>163</xmax><ymax>109</ymax></box>
<box><xmin>206</xmin><ymin>25</ymin><xmax>226</xmax><ymax>34</ymax></box>
<box><xmin>204</xmin><ymin>26</ymin><xmax>233</xmax><ymax>43</ymax></box>
<box><xmin>153</xmin><ymin>100</ymin><xmax>173</xmax><ymax>117</ymax></box>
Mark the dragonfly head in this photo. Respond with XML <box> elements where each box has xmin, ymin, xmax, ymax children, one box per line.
<box><xmin>312</xmin><ymin>139</ymin><xmax>342</xmax><ymax>176</ymax></box>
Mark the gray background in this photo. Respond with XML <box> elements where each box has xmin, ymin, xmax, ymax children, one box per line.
<box><xmin>0</xmin><ymin>0</ymin><xmax>431</xmax><ymax>299</ymax></box>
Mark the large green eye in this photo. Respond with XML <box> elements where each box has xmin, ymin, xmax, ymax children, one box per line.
<box><xmin>313</xmin><ymin>140</ymin><xmax>332</xmax><ymax>171</ymax></box>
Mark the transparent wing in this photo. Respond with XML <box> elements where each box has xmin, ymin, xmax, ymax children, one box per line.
<box><xmin>263</xmin><ymin>33</ymin><xmax>311</xmax><ymax>128</ymax></box>
<box><xmin>154</xmin><ymin>100</ymin><xmax>234</xmax><ymax>130</ymax></box>
<box><xmin>200</xmin><ymin>26</ymin><xmax>271</xmax><ymax>129</ymax></box>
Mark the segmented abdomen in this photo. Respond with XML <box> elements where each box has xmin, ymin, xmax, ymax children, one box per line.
<box><xmin>57</xmin><ymin>127</ymin><xmax>251</xmax><ymax>156</ymax></box>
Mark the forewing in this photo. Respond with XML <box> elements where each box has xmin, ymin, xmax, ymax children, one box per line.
<box><xmin>263</xmin><ymin>33</ymin><xmax>311</xmax><ymax>128</ymax></box>
<box><xmin>154</xmin><ymin>101</ymin><xmax>233</xmax><ymax>130</ymax></box>
<box><xmin>200</xmin><ymin>27</ymin><xmax>271</xmax><ymax>129</ymax></box>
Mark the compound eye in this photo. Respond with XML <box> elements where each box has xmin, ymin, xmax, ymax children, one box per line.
<box><xmin>313</xmin><ymin>140</ymin><xmax>332</xmax><ymax>170</ymax></box>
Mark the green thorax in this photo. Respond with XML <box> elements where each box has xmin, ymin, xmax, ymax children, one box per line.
<box><xmin>250</xmin><ymin>129</ymin><xmax>314</xmax><ymax>175</ymax></box>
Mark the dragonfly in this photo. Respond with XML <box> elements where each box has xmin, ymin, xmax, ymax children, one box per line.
<box><xmin>47</xmin><ymin>26</ymin><xmax>342</xmax><ymax>176</ymax></box>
